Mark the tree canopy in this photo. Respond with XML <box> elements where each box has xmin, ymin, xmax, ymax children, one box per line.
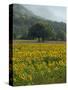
<box><xmin>28</xmin><ymin>23</ymin><xmax>54</xmax><ymax>42</ymax></box>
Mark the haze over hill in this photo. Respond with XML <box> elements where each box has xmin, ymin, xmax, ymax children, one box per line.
<box><xmin>24</xmin><ymin>5</ymin><xmax>66</xmax><ymax>23</ymax></box>
<box><xmin>10</xmin><ymin>4</ymin><xmax>66</xmax><ymax>40</ymax></box>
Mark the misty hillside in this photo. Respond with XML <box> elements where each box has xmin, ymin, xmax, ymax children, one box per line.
<box><xmin>11</xmin><ymin>4</ymin><xmax>66</xmax><ymax>40</ymax></box>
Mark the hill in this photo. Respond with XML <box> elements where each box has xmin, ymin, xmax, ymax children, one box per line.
<box><xmin>10</xmin><ymin>4</ymin><xmax>66</xmax><ymax>41</ymax></box>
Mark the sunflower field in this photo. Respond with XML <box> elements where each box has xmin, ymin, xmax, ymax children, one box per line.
<box><xmin>10</xmin><ymin>41</ymin><xmax>66</xmax><ymax>86</ymax></box>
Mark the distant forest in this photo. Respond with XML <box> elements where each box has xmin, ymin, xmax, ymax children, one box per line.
<box><xmin>10</xmin><ymin>4</ymin><xmax>66</xmax><ymax>41</ymax></box>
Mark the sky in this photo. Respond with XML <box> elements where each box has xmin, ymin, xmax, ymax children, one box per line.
<box><xmin>24</xmin><ymin>5</ymin><xmax>66</xmax><ymax>23</ymax></box>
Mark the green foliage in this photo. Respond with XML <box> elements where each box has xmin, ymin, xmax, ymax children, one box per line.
<box><xmin>28</xmin><ymin>23</ymin><xmax>47</xmax><ymax>42</ymax></box>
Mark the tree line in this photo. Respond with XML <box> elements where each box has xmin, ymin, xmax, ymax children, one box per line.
<box><xmin>15</xmin><ymin>22</ymin><xmax>66</xmax><ymax>42</ymax></box>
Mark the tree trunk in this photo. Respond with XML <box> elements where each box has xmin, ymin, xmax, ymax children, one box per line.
<box><xmin>38</xmin><ymin>38</ymin><xmax>40</xmax><ymax>42</ymax></box>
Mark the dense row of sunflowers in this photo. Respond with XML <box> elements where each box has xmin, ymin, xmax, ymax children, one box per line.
<box><xmin>12</xmin><ymin>42</ymin><xmax>66</xmax><ymax>86</ymax></box>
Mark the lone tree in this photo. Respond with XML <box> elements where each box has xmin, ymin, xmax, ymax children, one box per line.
<box><xmin>28</xmin><ymin>23</ymin><xmax>49</xmax><ymax>42</ymax></box>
